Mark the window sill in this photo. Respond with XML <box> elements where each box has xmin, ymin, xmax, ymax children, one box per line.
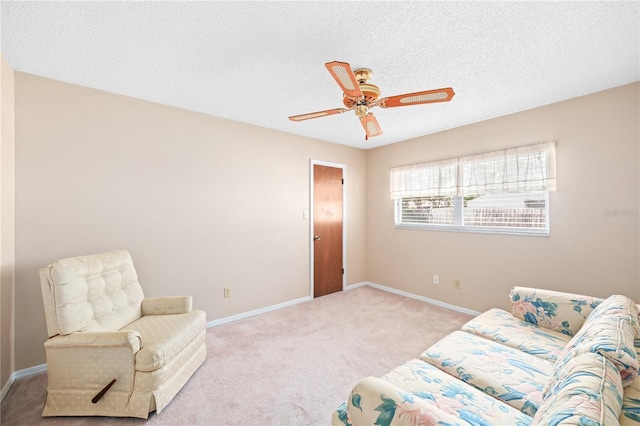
<box><xmin>394</xmin><ymin>223</ymin><xmax>549</xmax><ymax>237</ymax></box>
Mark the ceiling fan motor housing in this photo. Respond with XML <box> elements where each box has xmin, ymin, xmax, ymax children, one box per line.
<box><xmin>343</xmin><ymin>68</ymin><xmax>380</xmax><ymax>109</ymax></box>
<box><xmin>342</xmin><ymin>83</ymin><xmax>381</xmax><ymax>108</ymax></box>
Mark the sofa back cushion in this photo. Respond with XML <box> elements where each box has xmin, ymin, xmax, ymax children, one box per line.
<box><xmin>532</xmin><ymin>352</ymin><xmax>623</xmax><ymax>425</ymax></box>
<box><xmin>510</xmin><ymin>286</ymin><xmax>603</xmax><ymax>336</ymax></box>
<box><xmin>40</xmin><ymin>250</ymin><xmax>145</xmax><ymax>336</ymax></box>
<box><xmin>554</xmin><ymin>294</ymin><xmax>639</xmax><ymax>386</ymax></box>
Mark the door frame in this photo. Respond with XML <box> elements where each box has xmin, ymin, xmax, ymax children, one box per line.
<box><xmin>309</xmin><ymin>159</ymin><xmax>347</xmax><ymax>298</ymax></box>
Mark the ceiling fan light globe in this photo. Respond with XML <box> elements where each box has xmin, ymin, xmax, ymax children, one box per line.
<box><xmin>355</xmin><ymin>104</ymin><xmax>368</xmax><ymax>118</ymax></box>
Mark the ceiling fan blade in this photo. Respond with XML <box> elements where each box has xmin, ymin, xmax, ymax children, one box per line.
<box><xmin>360</xmin><ymin>113</ymin><xmax>383</xmax><ymax>139</ymax></box>
<box><xmin>325</xmin><ymin>61</ymin><xmax>364</xmax><ymax>99</ymax></box>
<box><xmin>289</xmin><ymin>108</ymin><xmax>347</xmax><ymax>122</ymax></box>
<box><xmin>378</xmin><ymin>87</ymin><xmax>455</xmax><ymax>108</ymax></box>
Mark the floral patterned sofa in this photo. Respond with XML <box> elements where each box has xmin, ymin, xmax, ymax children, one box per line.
<box><xmin>332</xmin><ymin>286</ymin><xmax>640</xmax><ymax>425</ymax></box>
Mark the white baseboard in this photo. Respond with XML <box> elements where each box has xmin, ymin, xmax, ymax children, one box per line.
<box><xmin>1</xmin><ymin>363</ymin><xmax>47</xmax><ymax>402</ymax></box>
<box><xmin>2</xmin><ymin>283</ymin><xmax>476</xmax><ymax>401</ymax></box>
<box><xmin>0</xmin><ymin>374</ymin><xmax>13</xmax><ymax>402</ymax></box>
<box><xmin>354</xmin><ymin>281</ymin><xmax>481</xmax><ymax>316</ymax></box>
<box><xmin>344</xmin><ymin>282</ymin><xmax>367</xmax><ymax>290</ymax></box>
<box><xmin>206</xmin><ymin>295</ymin><xmax>311</xmax><ymax>328</ymax></box>
<box><xmin>1</xmin><ymin>296</ymin><xmax>312</xmax><ymax>402</ymax></box>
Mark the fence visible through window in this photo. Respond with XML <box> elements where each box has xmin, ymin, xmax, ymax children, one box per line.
<box><xmin>396</xmin><ymin>192</ymin><xmax>548</xmax><ymax>235</ymax></box>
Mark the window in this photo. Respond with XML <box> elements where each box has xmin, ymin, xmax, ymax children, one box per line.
<box><xmin>390</xmin><ymin>142</ymin><xmax>556</xmax><ymax>236</ymax></box>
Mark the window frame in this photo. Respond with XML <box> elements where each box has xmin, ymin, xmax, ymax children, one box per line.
<box><xmin>393</xmin><ymin>192</ymin><xmax>550</xmax><ymax>237</ymax></box>
<box><xmin>390</xmin><ymin>142</ymin><xmax>556</xmax><ymax>237</ymax></box>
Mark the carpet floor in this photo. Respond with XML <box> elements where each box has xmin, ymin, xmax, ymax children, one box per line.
<box><xmin>0</xmin><ymin>285</ymin><xmax>473</xmax><ymax>426</ymax></box>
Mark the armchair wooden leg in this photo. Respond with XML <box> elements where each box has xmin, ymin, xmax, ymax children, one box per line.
<box><xmin>92</xmin><ymin>379</ymin><xmax>116</xmax><ymax>404</ymax></box>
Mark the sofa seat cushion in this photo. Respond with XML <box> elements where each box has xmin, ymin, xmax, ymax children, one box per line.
<box><xmin>555</xmin><ymin>294</ymin><xmax>640</xmax><ymax>387</ymax></box>
<box><xmin>462</xmin><ymin>308</ymin><xmax>571</xmax><ymax>362</ymax></box>
<box><xmin>532</xmin><ymin>352</ymin><xmax>623</xmax><ymax>425</ymax></box>
<box><xmin>371</xmin><ymin>358</ymin><xmax>533</xmax><ymax>426</ymax></box>
<box><xmin>123</xmin><ymin>310</ymin><xmax>206</xmax><ymax>372</ymax></box>
<box><xmin>421</xmin><ymin>330</ymin><xmax>554</xmax><ymax>416</ymax></box>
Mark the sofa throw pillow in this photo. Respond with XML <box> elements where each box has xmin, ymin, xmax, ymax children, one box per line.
<box><xmin>554</xmin><ymin>294</ymin><xmax>639</xmax><ymax>387</ymax></box>
<box><xmin>532</xmin><ymin>352</ymin><xmax>623</xmax><ymax>425</ymax></box>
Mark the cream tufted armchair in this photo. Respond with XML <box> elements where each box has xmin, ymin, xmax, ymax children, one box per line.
<box><xmin>39</xmin><ymin>250</ymin><xmax>207</xmax><ymax>418</ymax></box>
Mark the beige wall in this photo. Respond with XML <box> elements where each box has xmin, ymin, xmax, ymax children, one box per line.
<box><xmin>367</xmin><ymin>82</ymin><xmax>640</xmax><ymax>313</ymax></box>
<box><xmin>13</xmin><ymin>72</ymin><xmax>367</xmax><ymax>369</ymax></box>
<box><xmin>1</xmin><ymin>56</ymin><xmax>16</xmax><ymax>392</ymax></box>
<box><xmin>7</xmin><ymin>72</ymin><xmax>640</xmax><ymax>373</ymax></box>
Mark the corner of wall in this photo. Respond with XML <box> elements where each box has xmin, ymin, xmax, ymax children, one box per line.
<box><xmin>1</xmin><ymin>54</ymin><xmax>17</xmax><ymax>400</ymax></box>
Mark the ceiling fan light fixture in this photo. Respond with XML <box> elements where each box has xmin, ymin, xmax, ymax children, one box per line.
<box><xmin>355</xmin><ymin>104</ymin><xmax>369</xmax><ymax>118</ymax></box>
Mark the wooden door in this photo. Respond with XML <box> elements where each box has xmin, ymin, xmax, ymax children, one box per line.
<box><xmin>313</xmin><ymin>165</ymin><xmax>343</xmax><ymax>298</ymax></box>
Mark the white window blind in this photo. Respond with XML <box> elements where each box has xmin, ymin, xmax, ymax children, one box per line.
<box><xmin>390</xmin><ymin>142</ymin><xmax>557</xmax><ymax>235</ymax></box>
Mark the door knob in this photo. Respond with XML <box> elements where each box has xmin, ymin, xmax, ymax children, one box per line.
<box><xmin>314</xmin><ymin>235</ymin><xmax>321</xmax><ymax>241</ymax></box>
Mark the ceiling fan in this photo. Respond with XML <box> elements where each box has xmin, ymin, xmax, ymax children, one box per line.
<box><xmin>288</xmin><ymin>61</ymin><xmax>455</xmax><ymax>140</ymax></box>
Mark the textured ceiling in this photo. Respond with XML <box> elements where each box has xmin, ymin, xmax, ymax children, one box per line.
<box><xmin>1</xmin><ymin>1</ymin><xmax>639</xmax><ymax>149</ymax></box>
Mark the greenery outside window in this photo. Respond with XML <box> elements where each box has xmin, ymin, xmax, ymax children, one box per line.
<box><xmin>390</xmin><ymin>142</ymin><xmax>556</xmax><ymax>236</ymax></box>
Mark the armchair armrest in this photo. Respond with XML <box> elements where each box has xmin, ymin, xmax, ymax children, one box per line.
<box><xmin>44</xmin><ymin>330</ymin><xmax>142</xmax><ymax>392</ymax></box>
<box><xmin>510</xmin><ymin>286</ymin><xmax>603</xmax><ymax>336</ymax></box>
<box><xmin>44</xmin><ymin>330</ymin><xmax>142</xmax><ymax>352</ymax></box>
<box><xmin>141</xmin><ymin>296</ymin><xmax>193</xmax><ymax>316</ymax></box>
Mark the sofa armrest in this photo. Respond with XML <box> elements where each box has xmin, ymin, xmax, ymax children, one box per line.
<box><xmin>347</xmin><ymin>376</ymin><xmax>460</xmax><ymax>425</ymax></box>
<box><xmin>141</xmin><ymin>296</ymin><xmax>193</xmax><ymax>316</ymax></box>
<box><xmin>44</xmin><ymin>330</ymin><xmax>142</xmax><ymax>352</ymax></box>
<box><xmin>510</xmin><ymin>286</ymin><xmax>603</xmax><ymax>336</ymax></box>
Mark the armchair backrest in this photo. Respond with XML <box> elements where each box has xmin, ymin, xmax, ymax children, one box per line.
<box><xmin>40</xmin><ymin>250</ymin><xmax>145</xmax><ymax>337</ymax></box>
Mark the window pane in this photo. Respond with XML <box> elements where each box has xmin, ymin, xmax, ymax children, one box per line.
<box><xmin>463</xmin><ymin>192</ymin><xmax>547</xmax><ymax>229</ymax></box>
<box><xmin>400</xmin><ymin>196</ymin><xmax>455</xmax><ymax>225</ymax></box>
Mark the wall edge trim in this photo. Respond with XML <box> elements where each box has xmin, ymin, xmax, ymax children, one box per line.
<box><xmin>206</xmin><ymin>295</ymin><xmax>312</xmax><ymax>328</ymax></box>
<box><xmin>353</xmin><ymin>281</ymin><xmax>481</xmax><ymax>316</ymax></box>
<box><xmin>2</xmin><ymin>282</ymin><xmax>478</xmax><ymax>399</ymax></box>
<box><xmin>1</xmin><ymin>363</ymin><xmax>47</xmax><ymax>402</ymax></box>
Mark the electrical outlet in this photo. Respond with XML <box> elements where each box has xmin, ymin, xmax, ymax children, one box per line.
<box><xmin>433</xmin><ymin>275</ymin><xmax>439</xmax><ymax>285</ymax></box>
<box><xmin>454</xmin><ymin>280</ymin><xmax>461</xmax><ymax>290</ymax></box>
<box><xmin>223</xmin><ymin>288</ymin><xmax>231</xmax><ymax>298</ymax></box>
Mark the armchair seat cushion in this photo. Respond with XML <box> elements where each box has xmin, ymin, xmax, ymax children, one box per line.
<box><xmin>124</xmin><ymin>310</ymin><xmax>207</xmax><ymax>372</ymax></box>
